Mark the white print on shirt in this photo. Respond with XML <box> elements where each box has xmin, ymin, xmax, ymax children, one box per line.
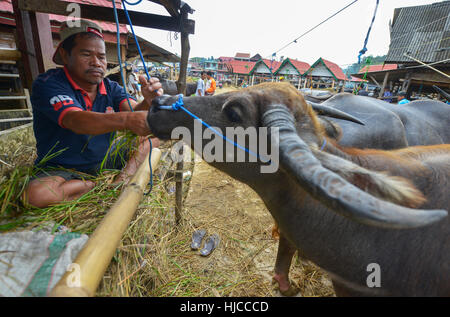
<box><xmin>50</xmin><ymin>95</ymin><xmax>75</xmax><ymax>111</ymax></box>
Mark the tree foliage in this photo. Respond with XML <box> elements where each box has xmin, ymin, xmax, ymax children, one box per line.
<box><xmin>343</xmin><ymin>55</ymin><xmax>386</xmax><ymax>76</ymax></box>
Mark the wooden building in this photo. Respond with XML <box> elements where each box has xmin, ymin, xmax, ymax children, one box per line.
<box><xmin>353</xmin><ymin>1</ymin><xmax>450</xmax><ymax>99</ymax></box>
<box><xmin>303</xmin><ymin>57</ymin><xmax>347</xmax><ymax>90</ymax></box>
<box><xmin>0</xmin><ymin>0</ymin><xmax>194</xmax><ymax>133</ymax></box>
<box><xmin>274</xmin><ymin>58</ymin><xmax>310</xmax><ymax>87</ymax></box>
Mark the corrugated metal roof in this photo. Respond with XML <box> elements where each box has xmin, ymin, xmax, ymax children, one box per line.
<box><xmin>226</xmin><ymin>60</ymin><xmax>256</xmax><ymax>75</ymax></box>
<box><xmin>358</xmin><ymin>64</ymin><xmax>398</xmax><ymax>73</ymax></box>
<box><xmin>235</xmin><ymin>52</ymin><xmax>251</xmax><ymax>59</ymax></box>
<box><xmin>385</xmin><ymin>1</ymin><xmax>450</xmax><ymax>64</ymax></box>
<box><xmin>0</xmin><ymin>0</ymin><xmax>128</xmax><ymax>34</ymax></box>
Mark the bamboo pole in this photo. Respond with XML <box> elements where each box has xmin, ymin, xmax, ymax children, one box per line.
<box><xmin>403</xmin><ymin>53</ymin><xmax>450</xmax><ymax>80</ymax></box>
<box><xmin>0</xmin><ymin>49</ymin><xmax>21</xmax><ymax>61</ymax></box>
<box><xmin>50</xmin><ymin>148</ymin><xmax>162</xmax><ymax>297</ymax></box>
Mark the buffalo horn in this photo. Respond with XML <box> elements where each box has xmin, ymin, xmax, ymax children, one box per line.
<box><xmin>262</xmin><ymin>104</ymin><xmax>447</xmax><ymax>229</ymax></box>
<box><xmin>309</xmin><ymin>102</ymin><xmax>365</xmax><ymax>125</ymax></box>
<box><xmin>432</xmin><ymin>85</ymin><xmax>450</xmax><ymax>102</ymax></box>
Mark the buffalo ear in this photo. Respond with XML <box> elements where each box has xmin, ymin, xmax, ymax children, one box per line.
<box><xmin>312</xmin><ymin>149</ymin><xmax>426</xmax><ymax>208</ymax></box>
<box><xmin>221</xmin><ymin>95</ymin><xmax>255</xmax><ymax>124</ymax></box>
<box><xmin>318</xmin><ymin>117</ymin><xmax>343</xmax><ymax>141</ymax></box>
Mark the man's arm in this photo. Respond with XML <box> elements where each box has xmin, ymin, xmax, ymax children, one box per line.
<box><xmin>62</xmin><ymin>110</ymin><xmax>150</xmax><ymax>136</ymax></box>
<box><xmin>63</xmin><ymin>75</ymin><xmax>163</xmax><ymax>135</ymax></box>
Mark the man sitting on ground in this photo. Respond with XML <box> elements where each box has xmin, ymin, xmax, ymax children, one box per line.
<box><xmin>24</xmin><ymin>20</ymin><xmax>163</xmax><ymax>208</ymax></box>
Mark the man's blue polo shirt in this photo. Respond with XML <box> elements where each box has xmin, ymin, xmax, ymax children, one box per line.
<box><xmin>31</xmin><ymin>67</ymin><xmax>134</xmax><ymax>173</ymax></box>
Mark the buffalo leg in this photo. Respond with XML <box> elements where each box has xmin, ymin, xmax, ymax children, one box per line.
<box><xmin>272</xmin><ymin>233</ymin><xmax>299</xmax><ymax>296</ymax></box>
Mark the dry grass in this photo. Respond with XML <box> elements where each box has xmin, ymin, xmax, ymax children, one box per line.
<box><xmin>96</xmin><ymin>156</ymin><xmax>334</xmax><ymax>297</ymax></box>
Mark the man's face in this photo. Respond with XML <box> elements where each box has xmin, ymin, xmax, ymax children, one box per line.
<box><xmin>201</xmin><ymin>73</ymin><xmax>206</xmax><ymax>80</ymax></box>
<box><xmin>61</xmin><ymin>34</ymin><xmax>107</xmax><ymax>85</ymax></box>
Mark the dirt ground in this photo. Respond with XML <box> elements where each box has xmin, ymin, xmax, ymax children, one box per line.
<box><xmin>179</xmin><ymin>154</ymin><xmax>335</xmax><ymax>297</ymax></box>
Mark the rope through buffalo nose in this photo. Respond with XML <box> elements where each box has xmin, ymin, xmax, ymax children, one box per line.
<box><xmin>157</xmin><ymin>95</ymin><xmax>328</xmax><ymax>155</ymax></box>
<box><xmin>156</xmin><ymin>94</ymin><xmax>269</xmax><ymax>162</ymax></box>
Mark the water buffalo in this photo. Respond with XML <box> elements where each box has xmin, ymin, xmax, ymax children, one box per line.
<box><xmin>147</xmin><ymin>82</ymin><xmax>449</xmax><ymax>296</ymax></box>
<box><xmin>158</xmin><ymin>77</ymin><xmax>198</xmax><ymax>96</ymax></box>
<box><xmin>314</xmin><ymin>93</ymin><xmax>450</xmax><ymax>149</ymax></box>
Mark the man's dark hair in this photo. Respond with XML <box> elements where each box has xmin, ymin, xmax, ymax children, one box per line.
<box><xmin>201</xmin><ymin>71</ymin><xmax>207</xmax><ymax>75</ymax></box>
<box><xmin>61</xmin><ymin>32</ymin><xmax>101</xmax><ymax>55</ymax></box>
<box><xmin>207</xmin><ymin>71</ymin><xmax>213</xmax><ymax>77</ymax></box>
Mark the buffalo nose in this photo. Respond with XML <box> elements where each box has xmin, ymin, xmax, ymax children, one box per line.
<box><xmin>151</xmin><ymin>95</ymin><xmax>172</xmax><ymax>108</ymax></box>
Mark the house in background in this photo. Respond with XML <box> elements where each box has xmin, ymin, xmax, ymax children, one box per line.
<box><xmin>234</xmin><ymin>52</ymin><xmax>251</xmax><ymax>61</ymax></box>
<box><xmin>274</xmin><ymin>58</ymin><xmax>310</xmax><ymax>86</ymax></box>
<box><xmin>304</xmin><ymin>57</ymin><xmax>347</xmax><ymax>89</ymax></box>
<box><xmin>352</xmin><ymin>1</ymin><xmax>450</xmax><ymax>99</ymax></box>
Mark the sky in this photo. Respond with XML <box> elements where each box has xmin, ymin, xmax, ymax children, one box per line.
<box><xmin>128</xmin><ymin>0</ymin><xmax>444</xmax><ymax>68</ymax></box>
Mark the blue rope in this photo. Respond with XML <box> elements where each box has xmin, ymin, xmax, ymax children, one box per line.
<box><xmin>160</xmin><ymin>95</ymin><xmax>270</xmax><ymax>162</ymax></box>
<box><xmin>111</xmin><ymin>0</ymin><xmax>134</xmax><ymax>112</ymax></box>
<box><xmin>122</xmin><ymin>1</ymin><xmax>151</xmax><ymax>80</ymax></box>
<box><xmin>358</xmin><ymin>0</ymin><xmax>379</xmax><ymax>63</ymax></box>
<box><xmin>112</xmin><ymin>0</ymin><xmax>156</xmax><ymax>193</ymax></box>
<box><xmin>123</xmin><ymin>0</ymin><xmax>143</xmax><ymax>5</ymax></box>
<box><xmin>320</xmin><ymin>138</ymin><xmax>327</xmax><ymax>151</ymax></box>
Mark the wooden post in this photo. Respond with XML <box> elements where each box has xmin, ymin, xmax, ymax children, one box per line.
<box><xmin>402</xmin><ymin>72</ymin><xmax>411</xmax><ymax>91</ymax></box>
<box><xmin>12</xmin><ymin>0</ymin><xmax>54</xmax><ymax>91</ymax></box>
<box><xmin>50</xmin><ymin>149</ymin><xmax>162</xmax><ymax>297</ymax></box>
<box><xmin>174</xmin><ymin>7</ymin><xmax>191</xmax><ymax>225</ymax></box>
<box><xmin>378</xmin><ymin>72</ymin><xmax>389</xmax><ymax>98</ymax></box>
<box><xmin>12</xmin><ymin>0</ymin><xmax>39</xmax><ymax>90</ymax></box>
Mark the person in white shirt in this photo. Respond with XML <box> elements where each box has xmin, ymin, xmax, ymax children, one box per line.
<box><xmin>195</xmin><ymin>71</ymin><xmax>207</xmax><ymax>96</ymax></box>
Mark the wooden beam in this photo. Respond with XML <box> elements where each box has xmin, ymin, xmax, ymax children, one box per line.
<box><xmin>18</xmin><ymin>0</ymin><xmax>195</xmax><ymax>34</ymax></box>
<box><xmin>173</xmin><ymin>7</ymin><xmax>191</xmax><ymax>225</ymax></box>
<box><xmin>157</xmin><ymin>0</ymin><xmax>181</xmax><ymax>17</ymax></box>
<box><xmin>404</xmin><ymin>53</ymin><xmax>450</xmax><ymax>80</ymax></box>
<box><xmin>0</xmin><ymin>49</ymin><xmax>21</xmax><ymax>62</ymax></box>
<box><xmin>0</xmin><ymin>122</ymin><xmax>32</xmax><ymax>137</ymax></box>
<box><xmin>378</xmin><ymin>72</ymin><xmax>389</xmax><ymax>98</ymax></box>
<box><xmin>368</xmin><ymin>75</ymin><xmax>381</xmax><ymax>87</ymax></box>
<box><xmin>0</xmin><ymin>95</ymin><xmax>27</xmax><ymax>100</ymax></box>
<box><xmin>29</xmin><ymin>11</ymin><xmax>54</xmax><ymax>71</ymax></box>
<box><xmin>12</xmin><ymin>0</ymin><xmax>40</xmax><ymax>90</ymax></box>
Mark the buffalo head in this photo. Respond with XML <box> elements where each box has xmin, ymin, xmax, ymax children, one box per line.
<box><xmin>147</xmin><ymin>82</ymin><xmax>447</xmax><ymax>229</ymax></box>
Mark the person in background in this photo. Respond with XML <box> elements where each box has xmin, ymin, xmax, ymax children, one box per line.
<box><xmin>397</xmin><ymin>91</ymin><xmax>411</xmax><ymax>105</ymax></box>
<box><xmin>383</xmin><ymin>87</ymin><xmax>393</xmax><ymax>103</ymax></box>
<box><xmin>127</xmin><ymin>67</ymin><xmax>139</xmax><ymax>98</ymax></box>
<box><xmin>205</xmin><ymin>71</ymin><xmax>216</xmax><ymax>96</ymax></box>
<box><xmin>195</xmin><ymin>71</ymin><xmax>207</xmax><ymax>96</ymax></box>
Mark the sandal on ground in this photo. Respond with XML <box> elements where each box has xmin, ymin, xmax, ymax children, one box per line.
<box><xmin>199</xmin><ymin>234</ymin><xmax>220</xmax><ymax>257</ymax></box>
<box><xmin>190</xmin><ymin>229</ymin><xmax>207</xmax><ymax>250</ymax></box>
